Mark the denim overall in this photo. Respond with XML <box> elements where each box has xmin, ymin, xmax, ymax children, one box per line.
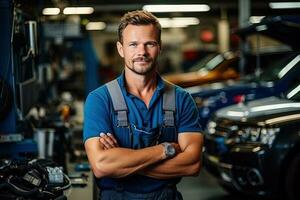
<box><xmin>97</xmin><ymin>79</ymin><xmax>183</xmax><ymax>200</ymax></box>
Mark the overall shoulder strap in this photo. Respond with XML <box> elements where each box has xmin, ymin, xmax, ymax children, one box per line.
<box><xmin>106</xmin><ymin>79</ymin><xmax>128</xmax><ymax>127</ymax></box>
<box><xmin>162</xmin><ymin>80</ymin><xmax>176</xmax><ymax>127</ymax></box>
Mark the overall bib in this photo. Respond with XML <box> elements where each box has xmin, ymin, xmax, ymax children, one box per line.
<box><xmin>97</xmin><ymin>79</ymin><xmax>183</xmax><ymax>200</ymax></box>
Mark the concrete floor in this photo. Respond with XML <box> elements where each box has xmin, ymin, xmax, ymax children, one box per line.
<box><xmin>67</xmin><ymin>168</ymin><xmax>258</xmax><ymax>200</ymax></box>
<box><xmin>178</xmin><ymin>169</ymin><xmax>254</xmax><ymax>200</ymax></box>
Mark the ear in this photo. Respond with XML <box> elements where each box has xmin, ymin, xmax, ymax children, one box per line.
<box><xmin>116</xmin><ymin>41</ymin><xmax>124</xmax><ymax>58</ymax></box>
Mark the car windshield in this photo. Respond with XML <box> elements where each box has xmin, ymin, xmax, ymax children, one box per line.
<box><xmin>259</xmin><ymin>52</ymin><xmax>300</xmax><ymax>82</ymax></box>
<box><xmin>188</xmin><ymin>53</ymin><xmax>223</xmax><ymax>72</ymax></box>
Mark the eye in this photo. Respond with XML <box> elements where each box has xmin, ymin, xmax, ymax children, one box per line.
<box><xmin>129</xmin><ymin>43</ymin><xmax>137</xmax><ymax>47</ymax></box>
<box><xmin>146</xmin><ymin>42</ymin><xmax>157</xmax><ymax>48</ymax></box>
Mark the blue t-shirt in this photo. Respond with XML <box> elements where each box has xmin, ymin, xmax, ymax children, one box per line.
<box><xmin>83</xmin><ymin>72</ymin><xmax>202</xmax><ymax>192</ymax></box>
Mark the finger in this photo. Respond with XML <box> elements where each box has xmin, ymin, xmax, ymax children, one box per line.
<box><xmin>99</xmin><ymin>137</ymin><xmax>113</xmax><ymax>149</ymax></box>
<box><xmin>100</xmin><ymin>133</ymin><xmax>118</xmax><ymax>148</ymax></box>
<box><xmin>100</xmin><ymin>132</ymin><xmax>106</xmax><ymax>137</ymax></box>
<box><xmin>99</xmin><ymin>133</ymin><xmax>114</xmax><ymax>148</ymax></box>
<box><xmin>107</xmin><ymin>133</ymin><xmax>119</xmax><ymax>147</ymax></box>
<box><xmin>101</xmin><ymin>134</ymin><xmax>117</xmax><ymax>147</ymax></box>
<box><xmin>99</xmin><ymin>134</ymin><xmax>105</xmax><ymax>147</ymax></box>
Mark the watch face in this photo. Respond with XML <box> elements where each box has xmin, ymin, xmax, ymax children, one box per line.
<box><xmin>167</xmin><ymin>144</ymin><xmax>176</xmax><ymax>157</ymax></box>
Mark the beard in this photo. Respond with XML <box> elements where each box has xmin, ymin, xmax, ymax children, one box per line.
<box><xmin>126</xmin><ymin>56</ymin><xmax>156</xmax><ymax>75</ymax></box>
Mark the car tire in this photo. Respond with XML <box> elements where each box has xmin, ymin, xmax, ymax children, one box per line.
<box><xmin>285</xmin><ymin>153</ymin><xmax>300</xmax><ymax>200</ymax></box>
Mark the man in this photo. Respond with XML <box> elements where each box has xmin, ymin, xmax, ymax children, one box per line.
<box><xmin>84</xmin><ymin>10</ymin><xmax>203</xmax><ymax>199</ymax></box>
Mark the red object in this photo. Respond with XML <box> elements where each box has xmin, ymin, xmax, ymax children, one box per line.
<box><xmin>200</xmin><ymin>30</ymin><xmax>214</xmax><ymax>43</ymax></box>
<box><xmin>183</xmin><ymin>50</ymin><xmax>199</xmax><ymax>61</ymax></box>
<box><xmin>233</xmin><ymin>94</ymin><xmax>245</xmax><ymax>103</ymax></box>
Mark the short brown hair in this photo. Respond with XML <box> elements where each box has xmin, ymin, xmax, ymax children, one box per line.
<box><xmin>118</xmin><ymin>10</ymin><xmax>161</xmax><ymax>44</ymax></box>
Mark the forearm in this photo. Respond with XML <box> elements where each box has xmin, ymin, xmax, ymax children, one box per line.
<box><xmin>91</xmin><ymin>144</ymin><xmax>165</xmax><ymax>178</ymax></box>
<box><xmin>141</xmin><ymin>151</ymin><xmax>201</xmax><ymax>179</ymax></box>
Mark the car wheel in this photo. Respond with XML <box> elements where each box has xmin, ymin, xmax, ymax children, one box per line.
<box><xmin>285</xmin><ymin>153</ymin><xmax>300</xmax><ymax>200</ymax></box>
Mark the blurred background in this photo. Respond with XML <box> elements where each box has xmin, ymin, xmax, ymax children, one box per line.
<box><xmin>1</xmin><ymin>0</ymin><xmax>300</xmax><ymax>200</ymax></box>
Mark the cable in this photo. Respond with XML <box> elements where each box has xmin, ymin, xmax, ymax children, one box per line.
<box><xmin>59</xmin><ymin>173</ymin><xmax>72</xmax><ymax>191</ymax></box>
<box><xmin>1</xmin><ymin>159</ymin><xmax>72</xmax><ymax>199</ymax></box>
<box><xmin>48</xmin><ymin>173</ymin><xmax>71</xmax><ymax>192</ymax></box>
<box><xmin>42</xmin><ymin>190</ymin><xmax>56</xmax><ymax>198</ymax></box>
<box><xmin>6</xmin><ymin>176</ymin><xmax>39</xmax><ymax>197</ymax></box>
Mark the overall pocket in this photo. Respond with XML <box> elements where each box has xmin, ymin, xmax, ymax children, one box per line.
<box><xmin>130</xmin><ymin>124</ymin><xmax>160</xmax><ymax>149</ymax></box>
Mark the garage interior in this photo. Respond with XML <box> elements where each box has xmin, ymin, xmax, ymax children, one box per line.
<box><xmin>1</xmin><ymin>0</ymin><xmax>300</xmax><ymax>200</ymax></box>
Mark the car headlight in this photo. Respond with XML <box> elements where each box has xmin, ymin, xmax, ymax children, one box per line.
<box><xmin>260</xmin><ymin>128</ymin><xmax>280</xmax><ymax>145</ymax></box>
<box><xmin>207</xmin><ymin>120</ymin><xmax>217</xmax><ymax>134</ymax></box>
<box><xmin>238</xmin><ymin>127</ymin><xmax>280</xmax><ymax>145</ymax></box>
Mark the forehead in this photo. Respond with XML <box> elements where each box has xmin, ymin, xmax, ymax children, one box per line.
<box><xmin>122</xmin><ymin>24</ymin><xmax>159</xmax><ymax>42</ymax></box>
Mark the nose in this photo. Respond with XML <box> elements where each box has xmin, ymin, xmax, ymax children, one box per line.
<box><xmin>137</xmin><ymin>44</ymin><xmax>147</xmax><ymax>56</ymax></box>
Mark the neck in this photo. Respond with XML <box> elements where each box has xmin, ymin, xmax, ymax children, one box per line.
<box><xmin>124</xmin><ymin>68</ymin><xmax>157</xmax><ymax>107</ymax></box>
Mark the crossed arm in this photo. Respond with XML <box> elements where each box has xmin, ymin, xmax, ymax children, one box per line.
<box><xmin>84</xmin><ymin>132</ymin><xmax>203</xmax><ymax>179</ymax></box>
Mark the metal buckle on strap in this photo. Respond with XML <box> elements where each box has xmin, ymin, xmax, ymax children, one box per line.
<box><xmin>164</xmin><ymin>110</ymin><xmax>175</xmax><ymax>127</ymax></box>
<box><xmin>117</xmin><ymin>110</ymin><xmax>128</xmax><ymax>127</ymax></box>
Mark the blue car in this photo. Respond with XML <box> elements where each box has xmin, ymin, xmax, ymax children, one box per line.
<box><xmin>189</xmin><ymin>16</ymin><xmax>300</xmax><ymax>129</ymax></box>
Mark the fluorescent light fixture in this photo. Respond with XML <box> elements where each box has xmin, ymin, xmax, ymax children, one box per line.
<box><xmin>249</xmin><ymin>16</ymin><xmax>265</xmax><ymax>24</ymax></box>
<box><xmin>287</xmin><ymin>84</ymin><xmax>300</xmax><ymax>99</ymax></box>
<box><xmin>86</xmin><ymin>22</ymin><xmax>106</xmax><ymax>30</ymax></box>
<box><xmin>63</xmin><ymin>7</ymin><xmax>94</xmax><ymax>15</ymax></box>
<box><xmin>158</xmin><ymin>17</ymin><xmax>199</xmax><ymax>28</ymax></box>
<box><xmin>278</xmin><ymin>55</ymin><xmax>300</xmax><ymax>78</ymax></box>
<box><xmin>269</xmin><ymin>2</ymin><xmax>300</xmax><ymax>9</ymax></box>
<box><xmin>173</xmin><ymin>17</ymin><xmax>200</xmax><ymax>25</ymax></box>
<box><xmin>43</xmin><ymin>8</ymin><xmax>60</xmax><ymax>15</ymax></box>
<box><xmin>143</xmin><ymin>4</ymin><xmax>210</xmax><ymax>13</ymax></box>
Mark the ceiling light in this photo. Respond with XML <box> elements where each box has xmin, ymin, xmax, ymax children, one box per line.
<box><xmin>172</xmin><ymin>17</ymin><xmax>200</xmax><ymax>25</ymax></box>
<box><xmin>143</xmin><ymin>4</ymin><xmax>210</xmax><ymax>13</ymax></box>
<box><xmin>42</xmin><ymin>8</ymin><xmax>60</xmax><ymax>15</ymax></box>
<box><xmin>279</xmin><ymin>55</ymin><xmax>300</xmax><ymax>78</ymax></box>
<box><xmin>269</xmin><ymin>2</ymin><xmax>300</xmax><ymax>9</ymax></box>
<box><xmin>249</xmin><ymin>16</ymin><xmax>265</xmax><ymax>24</ymax></box>
<box><xmin>86</xmin><ymin>22</ymin><xmax>106</xmax><ymax>30</ymax></box>
<box><xmin>63</xmin><ymin>7</ymin><xmax>94</xmax><ymax>15</ymax></box>
<box><xmin>158</xmin><ymin>17</ymin><xmax>199</xmax><ymax>28</ymax></box>
<box><xmin>287</xmin><ymin>84</ymin><xmax>300</xmax><ymax>99</ymax></box>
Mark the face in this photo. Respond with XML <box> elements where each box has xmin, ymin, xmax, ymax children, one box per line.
<box><xmin>117</xmin><ymin>24</ymin><xmax>161</xmax><ymax>75</ymax></box>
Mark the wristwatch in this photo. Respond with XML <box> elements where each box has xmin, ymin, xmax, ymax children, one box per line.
<box><xmin>161</xmin><ymin>142</ymin><xmax>176</xmax><ymax>159</ymax></box>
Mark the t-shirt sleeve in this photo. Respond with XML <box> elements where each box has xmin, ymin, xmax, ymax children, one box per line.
<box><xmin>83</xmin><ymin>89</ymin><xmax>113</xmax><ymax>143</ymax></box>
<box><xmin>176</xmin><ymin>88</ymin><xmax>203</xmax><ymax>134</ymax></box>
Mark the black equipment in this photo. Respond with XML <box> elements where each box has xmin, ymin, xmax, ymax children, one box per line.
<box><xmin>0</xmin><ymin>159</ymin><xmax>71</xmax><ymax>200</ymax></box>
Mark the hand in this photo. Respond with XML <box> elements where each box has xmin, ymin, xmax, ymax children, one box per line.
<box><xmin>99</xmin><ymin>133</ymin><xmax>119</xmax><ymax>150</ymax></box>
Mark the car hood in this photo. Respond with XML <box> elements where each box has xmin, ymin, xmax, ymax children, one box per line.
<box><xmin>215</xmin><ymin>96</ymin><xmax>300</xmax><ymax>125</ymax></box>
<box><xmin>189</xmin><ymin>80</ymin><xmax>263</xmax><ymax>97</ymax></box>
<box><xmin>163</xmin><ymin>69</ymin><xmax>238</xmax><ymax>88</ymax></box>
<box><xmin>163</xmin><ymin>71</ymin><xmax>210</xmax><ymax>85</ymax></box>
